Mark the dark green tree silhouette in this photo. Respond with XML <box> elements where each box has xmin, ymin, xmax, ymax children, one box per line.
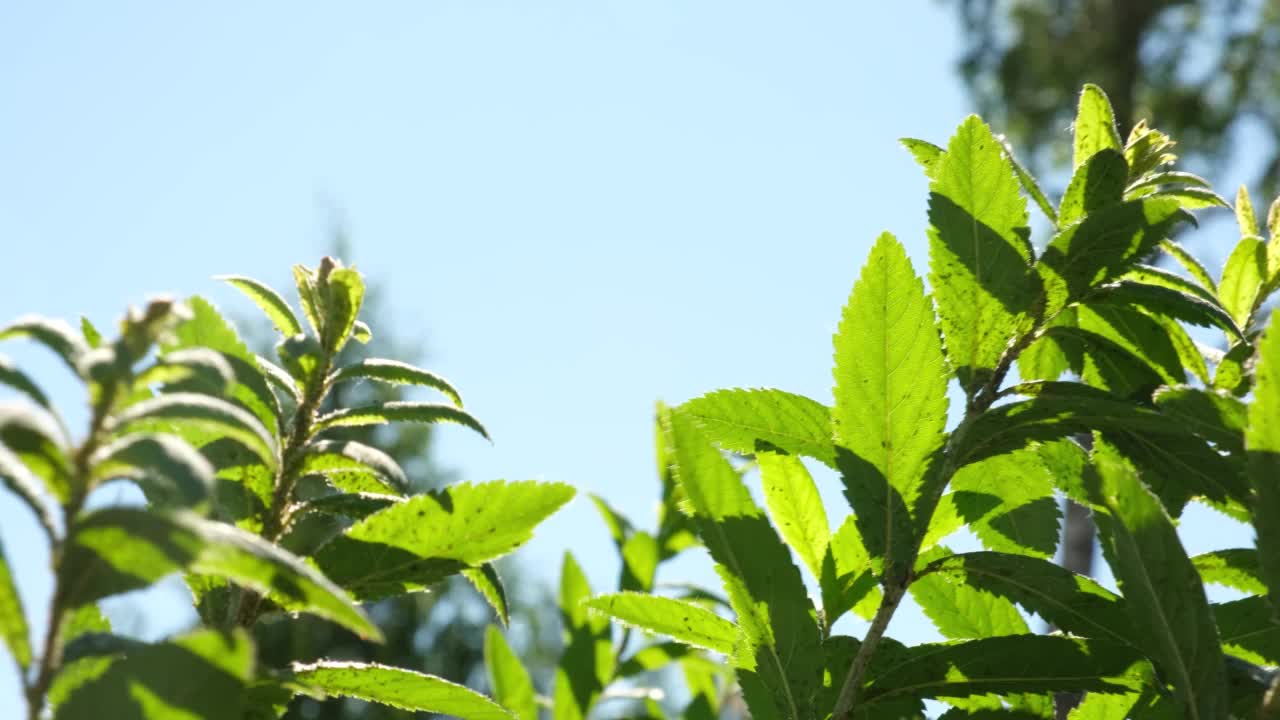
<box><xmin>950</xmin><ymin>0</ymin><xmax>1280</xmax><ymax>197</ymax></box>
<box><xmin>243</xmin><ymin>236</ymin><xmax>558</xmax><ymax>719</ymax></box>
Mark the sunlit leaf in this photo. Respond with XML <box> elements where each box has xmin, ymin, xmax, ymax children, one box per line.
<box><xmin>0</xmin><ymin>538</ymin><xmax>30</xmax><ymax>671</ymax></box>
<box><xmin>1248</xmin><ymin>310</ymin><xmax>1280</xmax><ymax>617</ymax></box>
<box><xmin>290</xmin><ymin>661</ymin><xmax>513</xmax><ymax>720</ymax></box>
<box><xmin>678</xmin><ymin>388</ymin><xmax>835</xmax><ymax>468</ymax></box>
<box><xmin>217</xmin><ymin>275</ymin><xmax>304</xmax><ymax>337</ymax></box>
<box><xmin>485</xmin><ymin>626</ymin><xmax>537</xmax><ymax>720</ymax></box>
<box><xmin>331</xmin><ymin>358</ymin><xmax>463</xmax><ymax>407</ymax></box>
<box><xmin>587</xmin><ymin>593</ymin><xmax>738</xmax><ymax>654</ymax></box>
<box><xmin>313</xmin><ymin>401</ymin><xmax>489</xmax><ymax>441</ymax></box>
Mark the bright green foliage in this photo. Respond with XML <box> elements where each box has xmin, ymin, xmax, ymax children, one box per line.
<box><xmin>484</xmin><ymin>626</ymin><xmax>537</xmax><ymax>720</ymax></box>
<box><xmin>1088</xmin><ymin>441</ymin><xmax>1229</xmax><ymax>719</ymax></box>
<box><xmin>331</xmin><ymin>358</ymin><xmax>464</xmax><ymax>406</ymax></box>
<box><xmin>586</xmin><ymin>593</ymin><xmax>738</xmax><ymax>654</ymax></box>
<box><xmin>833</xmin><ymin>232</ymin><xmax>948</xmax><ymax>572</ymax></box>
<box><xmin>1249</xmin><ymin>310</ymin><xmax>1280</xmax><ymax>617</ymax></box>
<box><xmin>0</xmin><ymin>260</ymin><xmax>570</xmax><ymax>720</ymax></box>
<box><xmin>1072</xmin><ymin>85</ymin><xmax>1123</xmax><ymax>169</ymax></box>
<box><xmin>927</xmin><ymin>118</ymin><xmax>1037</xmax><ymax>396</ymax></box>
<box><xmin>758</xmin><ymin>451</ymin><xmax>829</xmax><ymax>580</ymax></box>
<box><xmin>60</xmin><ymin>507</ymin><xmax>378</xmax><ymax>640</ymax></box>
<box><xmin>552</xmin><ymin>552</ymin><xmax>611</xmax><ymax>720</ymax></box>
<box><xmin>1059</xmin><ymin>149</ymin><xmax>1127</xmax><ymax>226</ymax></box>
<box><xmin>55</xmin><ymin>627</ymin><xmax>255</xmax><ymax>720</ymax></box>
<box><xmin>678</xmin><ymin>388</ymin><xmax>835</xmax><ymax>468</ymax></box>
<box><xmin>1219</xmin><ymin>236</ymin><xmax>1268</xmax><ymax>330</ymax></box>
<box><xmin>0</xmin><ymin>539</ymin><xmax>29</xmax><ymax>671</ymax></box>
<box><xmin>288</xmin><ymin>661</ymin><xmax>512</xmax><ymax>719</ymax></box>
<box><xmin>910</xmin><ymin>548</ymin><xmax>1028</xmax><ymax>639</ymax></box>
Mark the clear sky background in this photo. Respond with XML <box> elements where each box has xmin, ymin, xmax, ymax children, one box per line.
<box><xmin>0</xmin><ymin>2</ymin><xmax>1258</xmax><ymax>713</ymax></box>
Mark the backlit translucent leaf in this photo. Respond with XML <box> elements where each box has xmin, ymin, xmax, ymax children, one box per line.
<box><xmin>0</xmin><ymin>402</ymin><xmax>72</xmax><ymax>502</ymax></box>
<box><xmin>313</xmin><ymin>401</ymin><xmax>489</xmax><ymax>441</ymax></box>
<box><xmin>1072</xmin><ymin>85</ymin><xmax>1123</xmax><ymax>169</ymax></box>
<box><xmin>554</xmin><ymin>552</ymin><xmax>611</xmax><ymax>720</ymax></box>
<box><xmin>0</xmin><ymin>538</ymin><xmax>29</xmax><ymax>671</ymax></box>
<box><xmin>0</xmin><ymin>315</ymin><xmax>88</xmax><ymax>378</ymax></box>
<box><xmin>664</xmin><ymin>410</ymin><xmax>822</xmax><ymax>720</ymax></box>
<box><xmin>821</xmin><ymin>514</ymin><xmax>880</xmax><ymax>627</ymax></box>
<box><xmin>1236</xmin><ymin>185</ymin><xmax>1260</xmax><ymax>237</ymax></box>
<box><xmin>1087</xmin><ymin>441</ymin><xmax>1228</xmax><ymax>719</ymax></box>
<box><xmin>0</xmin><ymin>444</ymin><xmax>60</xmax><ymax>538</ymax></box>
<box><xmin>834</xmin><ymin>232</ymin><xmax>948</xmax><ymax>570</ymax></box>
<box><xmin>464</xmin><ymin>563</ymin><xmax>509</xmax><ymax>626</ymax></box>
<box><xmin>1059</xmin><ymin>149</ymin><xmax>1127</xmax><ymax>226</ymax></box>
<box><xmin>331</xmin><ymin>358</ymin><xmax>464</xmax><ymax>407</ymax></box>
<box><xmin>678</xmin><ymin>388</ymin><xmax>835</xmax><ymax>468</ymax></box>
<box><xmin>900</xmin><ymin>138</ymin><xmax>943</xmax><ymax>179</ymax></box>
<box><xmin>290</xmin><ymin>661</ymin><xmax>513</xmax><ymax>720</ymax></box>
<box><xmin>217</xmin><ymin>274</ymin><xmax>304</xmax><ymax>337</ymax></box>
<box><xmin>1090</xmin><ymin>279</ymin><xmax>1241</xmax><ymax>340</ymax></box>
<box><xmin>300</xmin><ymin>439</ymin><xmax>408</xmax><ymax>496</ymax></box>
<box><xmin>862</xmin><ymin>636</ymin><xmax>1138</xmax><ymax>707</ymax></box>
<box><xmin>54</xmin><ymin>627</ymin><xmax>254</xmax><ymax>720</ymax></box>
<box><xmin>947</xmin><ymin>450</ymin><xmax>1061</xmax><ymax>558</ymax></box>
<box><xmin>919</xmin><ymin>552</ymin><xmax>1134</xmax><ymax>647</ymax></box>
<box><xmin>911</xmin><ymin>548</ymin><xmax>1027</xmax><ymax>639</ymax></box>
<box><xmin>1248</xmin><ymin>310</ymin><xmax>1280</xmax><ymax>616</ymax></box>
<box><xmin>1152</xmin><ymin>386</ymin><xmax>1245</xmax><ymax>453</ymax></box>
<box><xmin>1219</xmin><ymin>235</ymin><xmax>1268</xmax><ymax>330</ymax></box>
<box><xmin>110</xmin><ymin>392</ymin><xmax>276</xmax><ymax>468</ymax></box>
<box><xmin>485</xmin><ymin>626</ymin><xmax>537</xmax><ymax>720</ymax></box>
<box><xmin>60</xmin><ymin>507</ymin><xmax>378</xmax><ymax>640</ymax></box>
<box><xmin>292</xmin><ymin>264</ymin><xmax>324</xmax><ymax>336</ymax></box>
<box><xmin>322</xmin><ymin>267</ymin><xmax>364</xmax><ymax>353</ymax></box>
<box><xmin>587</xmin><ymin>593</ymin><xmax>738</xmax><ymax>654</ymax></box>
<box><xmin>927</xmin><ymin>118</ymin><xmax>1037</xmax><ymax>394</ymax></box>
<box><xmin>759</xmin><ymin>451</ymin><xmax>828</xmax><ymax>581</ymax></box>
<box><xmin>0</xmin><ymin>353</ymin><xmax>51</xmax><ymax>409</ymax></box>
<box><xmin>313</xmin><ymin>480</ymin><xmax>573</xmax><ymax>600</ymax></box>
<box><xmin>1214</xmin><ymin>596</ymin><xmax>1280</xmax><ymax>666</ymax></box>
<box><xmin>1038</xmin><ymin>198</ymin><xmax>1189</xmax><ymax>318</ymax></box>
<box><xmin>89</xmin><ymin>433</ymin><xmax>214</xmax><ymax>507</ymax></box>
<box><xmin>1192</xmin><ymin>549</ymin><xmax>1264</xmax><ymax>595</ymax></box>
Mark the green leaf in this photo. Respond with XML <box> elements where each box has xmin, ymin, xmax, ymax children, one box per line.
<box><xmin>109</xmin><ymin>392</ymin><xmax>276</xmax><ymax>468</ymax></box>
<box><xmin>217</xmin><ymin>275</ymin><xmax>303</xmax><ymax>337</ymax></box>
<box><xmin>88</xmin><ymin>433</ymin><xmax>214</xmax><ymax>508</ymax></box>
<box><xmin>588</xmin><ymin>493</ymin><xmax>633</xmax><ymax>545</ymax></box>
<box><xmin>1192</xmin><ymin>549</ymin><xmax>1265</xmax><ymax>595</ymax></box>
<box><xmin>313</xmin><ymin>480</ymin><xmax>574</xmax><ymax>600</ymax></box>
<box><xmin>616</xmin><ymin>641</ymin><xmax>697</xmax><ymax>677</ymax></box>
<box><xmin>1001</xmin><ymin>139</ymin><xmax>1057</xmax><ymax>226</ymax></box>
<box><xmin>1214</xmin><ymin>338</ymin><xmax>1255</xmax><ymax>396</ymax></box>
<box><xmin>276</xmin><ymin>333</ymin><xmax>323</xmax><ymax>388</ymax></box>
<box><xmin>1072</xmin><ymin>84</ymin><xmax>1123</xmax><ymax>169</ymax></box>
<box><xmin>80</xmin><ymin>317</ymin><xmax>103</xmax><ymax>348</ymax></box>
<box><xmin>1074</xmin><ymin>304</ymin><xmax>1185</xmax><ymax>387</ymax></box>
<box><xmin>1214</xmin><ymin>596</ymin><xmax>1280</xmax><ymax>666</ymax></box>
<box><xmin>60</xmin><ymin>507</ymin><xmax>379</xmax><ymax>640</ymax></box>
<box><xmin>1125</xmin><ymin>170</ymin><xmax>1212</xmax><ymax>196</ymax></box>
<box><xmin>255</xmin><ymin>354</ymin><xmax>302</xmax><ymax>404</ymax></box>
<box><xmin>0</xmin><ymin>402</ymin><xmax>72</xmax><ymax>502</ymax></box>
<box><xmin>1219</xmin><ymin>235</ymin><xmax>1268</xmax><ymax>330</ymax></box>
<box><xmin>834</xmin><ymin>232</ymin><xmax>948</xmax><ymax>571</ymax></box>
<box><xmin>554</xmin><ymin>552</ymin><xmax>611</xmax><ymax>720</ymax></box>
<box><xmin>1038</xmin><ymin>198</ymin><xmax>1189</xmax><ymax>318</ymax></box>
<box><xmin>289</xmin><ymin>661</ymin><xmax>513</xmax><ymax>720</ymax></box>
<box><xmin>1149</xmin><ymin>186</ymin><xmax>1231</xmax><ymax>210</ymax></box>
<box><xmin>664</xmin><ymin>410</ymin><xmax>823</xmax><ymax>720</ymax></box>
<box><xmin>619</xmin><ymin>530</ymin><xmax>659</xmax><ymax>592</ymax></box>
<box><xmin>322</xmin><ymin>267</ymin><xmax>365</xmax><ymax>353</ymax></box>
<box><xmin>0</xmin><ymin>445</ymin><xmax>59</xmax><ymax>540</ymax></box>
<box><xmin>163</xmin><ymin>297</ymin><xmax>283</xmax><ymax>435</ymax></box>
<box><xmin>1248</xmin><ymin>310</ymin><xmax>1280</xmax><ymax>617</ymax></box>
<box><xmin>313</xmin><ymin>401</ymin><xmax>489</xmax><ymax>441</ymax></box>
<box><xmin>351</xmin><ymin>320</ymin><xmax>373</xmax><ymax>344</ymax></box>
<box><xmin>919</xmin><ymin>552</ymin><xmax>1134</xmax><ymax>647</ymax></box>
<box><xmin>863</xmin><ymin>636</ymin><xmax>1138</xmax><ymax>707</ymax></box>
<box><xmin>292</xmin><ymin>264</ymin><xmax>324</xmax><ymax>336</ymax></box>
<box><xmin>821</xmin><ymin>515</ymin><xmax>880</xmax><ymax>627</ymax></box>
<box><xmin>1089</xmin><ymin>279</ymin><xmax>1241</xmax><ymax>340</ymax></box>
<box><xmin>300</xmin><ymin>439</ymin><xmax>409</xmax><ymax>496</ymax></box>
<box><xmin>1151</xmin><ymin>386</ymin><xmax>1246</xmax><ymax>453</ymax></box>
<box><xmin>947</xmin><ymin>450</ymin><xmax>1061</xmax><ymax>559</ymax></box>
<box><xmin>588</xmin><ymin>592</ymin><xmax>738</xmax><ymax>654</ymax></box>
<box><xmin>0</xmin><ymin>353</ymin><xmax>51</xmax><ymax>409</ymax></box>
<box><xmin>911</xmin><ymin>547</ymin><xmax>1028</xmax><ymax>639</ymax></box>
<box><xmin>678</xmin><ymin>388</ymin><xmax>835</xmax><ymax>468</ymax></box>
<box><xmin>758</xmin><ymin>451</ymin><xmax>828</xmax><ymax>581</ymax></box>
<box><xmin>136</xmin><ymin>348</ymin><xmax>234</xmax><ymax>396</ymax></box>
<box><xmin>54</xmin><ymin>627</ymin><xmax>254</xmax><ymax>720</ymax></box>
<box><xmin>485</xmin><ymin>626</ymin><xmax>537</xmax><ymax>720</ymax></box>
<box><xmin>296</xmin><ymin>492</ymin><xmax>400</xmax><ymax>520</ymax></box>
<box><xmin>463</xmin><ymin>563</ymin><xmax>509</xmax><ymax>626</ymax></box>
<box><xmin>1159</xmin><ymin>239</ymin><xmax>1218</xmax><ymax>293</ymax></box>
<box><xmin>900</xmin><ymin>138</ymin><xmax>944</xmax><ymax>179</ymax></box>
<box><xmin>0</xmin><ymin>538</ymin><xmax>30</xmax><ymax>671</ymax></box>
<box><xmin>1086</xmin><ymin>440</ymin><xmax>1229</xmax><ymax>719</ymax></box>
<box><xmin>1059</xmin><ymin>149</ymin><xmax>1127</xmax><ymax>226</ymax></box>
<box><xmin>331</xmin><ymin>358</ymin><xmax>464</xmax><ymax>407</ymax></box>
<box><xmin>1017</xmin><ymin>309</ymin><xmax>1076</xmax><ymax>383</ymax></box>
<box><xmin>927</xmin><ymin>118</ymin><xmax>1037</xmax><ymax>394</ymax></box>
<box><xmin>1236</xmin><ymin>185</ymin><xmax>1260</xmax><ymax>237</ymax></box>
<box><xmin>0</xmin><ymin>315</ymin><xmax>88</xmax><ymax>378</ymax></box>
<box><xmin>1040</xmin><ymin>326</ymin><xmax>1164</xmax><ymax>398</ymax></box>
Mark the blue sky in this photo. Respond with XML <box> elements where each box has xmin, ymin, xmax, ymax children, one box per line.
<box><xmin>0</xmin><ymin>2</ymin><xmax>1259</xmax><ymax>713</ymax></box>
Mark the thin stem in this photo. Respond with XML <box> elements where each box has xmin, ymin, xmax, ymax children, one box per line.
<box><xmin>830</xmin><ymin>580</ymin><xmax>906</xmax><ymax>720</ymax></box>
<box><xmin>232</xmin><ymin>354</ymin><xmax>332</xmax><ymax>629</ymax></box>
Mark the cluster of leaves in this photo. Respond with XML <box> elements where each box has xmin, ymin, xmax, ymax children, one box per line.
<box><xmin>580</xmin><ymin>85</ymin><xmax>1280</xmax><ymax>718</ymax></box>
<box><xmin>0</xmin><ymin>258</ymin><xmax>574</xmax><ymax>719</ymax></box>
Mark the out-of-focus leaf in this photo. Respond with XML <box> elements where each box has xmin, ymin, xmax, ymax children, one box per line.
<box><xmin>485</xmin><ymin>626</ymin><xmax>537</xmax><ymax>720</ymax></box>
<box><xmin>0</xmin><ymin>538</ymin><xmax>30</xmax><ymax>671</ymax></box>
<box><xmin>586</xmin><ymin>593</ymin><xmax>738</xmax><ymax>655</ymax></box>
<box><xmin>313</xmin><ymin>401</ymin><xmax>489</xmax><ymax>441</ymax></box>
